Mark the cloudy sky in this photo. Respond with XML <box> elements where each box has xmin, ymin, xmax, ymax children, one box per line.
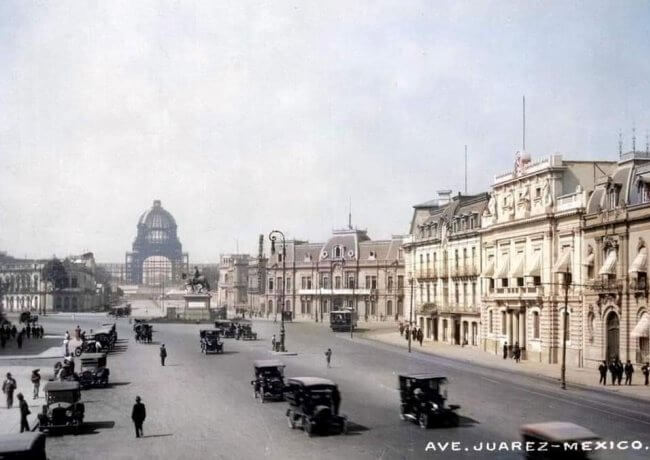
<box><xmin>1</xmin><ymin>0</ymin><xmax>649</xmax><ymax>263</ymax></box>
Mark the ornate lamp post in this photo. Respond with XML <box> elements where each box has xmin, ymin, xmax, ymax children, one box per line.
<box><xmin>269</xmin><ymin>230</ymin><xmax>287</xmax><ymax>352</ymax></box>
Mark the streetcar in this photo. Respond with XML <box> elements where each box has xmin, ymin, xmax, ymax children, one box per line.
<box><xmin>329</xmin><ymin>309</ymin><xmax>357</xmax><ymax>332</ymax></box>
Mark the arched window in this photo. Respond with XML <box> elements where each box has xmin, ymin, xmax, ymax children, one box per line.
<box><xmin>387</xmin><ymin>300</ymin><xmax>393</xmax><ymax>316</ymax></box>
<box><xmin>335</xmin><ymin>246</ymin><xmax>341</xmax><ymax>258</ymax></box>
<box><xmin>268</xmin><ymin>300</ymin><xmax>273</xmax><ymax>313</ymax></box>
<box><xmin>533</xmin><ymin>311</ymin><xmax>540</xmax><ymax>339</ymax></box>
<box><xmin>587</xmin><ymin>311</ymin><xmax>595</xmax><ymax>342</ymax></box>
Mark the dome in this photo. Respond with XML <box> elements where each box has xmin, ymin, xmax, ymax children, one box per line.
<box><xmin>138</xmin><ymin>200</ymin><xmax>177</xmax><ymax>230</ymax></box>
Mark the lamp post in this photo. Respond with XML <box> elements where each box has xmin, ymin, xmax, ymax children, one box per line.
<box><xmin>561</xmin><ymin>267</ymin><xmax>570</xmax><ymax>390</ymax></box>
<box><xmin>408</xmin><ymin>277</ymin><xmax>414</xmax><ymax>353</ymax></box>
<box><xmin>269</xmin><ymin>230</ymin><xmax>287</xmax><ymax>352</ymax></box>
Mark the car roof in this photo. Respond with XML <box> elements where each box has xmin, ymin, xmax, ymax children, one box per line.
<box><xmin>0</xmin><ymin>433</ymin><xmax>45</xmax><ymax>453</ymax></box>
<box><xmin>399</xmin><ymin>374</ymin><xmax>448</xmax><ymax>381</ymax></box>
<box><xmin>520</xmin><ymin>422</ymin><xmax>599</xmax><ymax>442</ymax></box>
<box><xmin>288</xmin><ymin>377</ymin><xmax>336</xmax><ymax>387</ymax></box>
<box><xmin>44</xmin><ymin>381</ymin><xmax>80</xmax><ymax>391</ymax></box>
<box><xmin>254</xmin><ymin>359</ymin><xmax>285</xmax><ymax>368</ymax></box>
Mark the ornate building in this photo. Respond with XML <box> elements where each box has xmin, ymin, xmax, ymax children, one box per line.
<box><xmin>582</xmin><ymin>150</ymin><xmax>650</xmax><ymax>367</ymax></box>
<box><xmin>125</xmin><ymin>200</ymin><xmax>188</xmax><ymax>285</ymax></box>
<box><xmin>403</xmin><ymin>191</ymin><xmax>488</xmax><ymax>347</ymax></box>
<box><xmin>262</xmin><ymin>227</ymin><xmax>405</xmax><ymax>321</ymax></box>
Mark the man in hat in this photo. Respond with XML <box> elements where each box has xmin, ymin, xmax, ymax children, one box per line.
<box><xmin>131</xmin><ymin>396</ymin><xmax>146</xmax><ymax>438</ymax></box>
<box><xmin>31</xmin><ymin>369</ymin><xmax>41</xmax><ymax>399</ymax></box>
<box><xmin>17</xmin><ymin>393</ymin><xmax>30</xmax><ymax>433</ymax></box>
<box><xmin>2</xmin><ymin>372</ymin><xmax>17</xmax><ymax>409</ymax></box>
<box><xmin>160</xmin><ymin>344</ymin><xmax>167</xmax><ymax>366</ymax></box>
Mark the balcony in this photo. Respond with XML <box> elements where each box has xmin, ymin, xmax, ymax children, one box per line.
<box><xmin>418</xmin><ymin>302</ymin><xmax>479</xmax><ymax>315</ymax></box>
<box><xmin>488</xmin><ymin>286</ymin><xmax>543</xmax><ymax>300</ymax></box>
<box><xmin>297</xmin><ymin>288</ymin><xmax>372</xmax><ymax>296</ymax></box>
<box><xmin>450</xmin><ymin>265</ymin><xmax>479</xmax><ymax>278</ymax></box>
<box><xmin>416</xmin><ymin>268</ymin><xmax>436</xmax><ymax>280</ymax></box>
<box><xmin>586</xmin><ymin>279</ymin><xmax>623</xmax><ymax>293</ymax></box>
<box><xmin>556</xmin><ymin>190</ymin><xmax>587</xmax><ymax>213</ymax></box>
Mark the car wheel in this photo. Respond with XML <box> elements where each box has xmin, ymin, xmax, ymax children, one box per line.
<box><xmin>74</xmin><ymin>347</ymin><xmax>82</xmax><ymax>357</ymax></box>
<box><xmin>419</xmin><ymin>413</ymin><xmax>429</xmax><ymax>429</ymax></box>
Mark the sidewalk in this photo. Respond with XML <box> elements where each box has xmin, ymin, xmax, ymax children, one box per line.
<box><xmin>362</xmin><ymin>329</ymin><xmax>650</xmax><ymax>401</ymax></box>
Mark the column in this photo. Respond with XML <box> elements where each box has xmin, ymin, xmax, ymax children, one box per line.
<box><xmin>513</xmin><ymin>313</ymin><xmax>519</xmax><ymax>346</ymax></box>
<box><xmin>519</xmin><ymin>311</ymin><xmax>526</xmax><ymax>348</ymax></box>
<box><xmin>507</xmin><ymin>311</ymin><xmax>513</xmax><ymax>344</ymax></box>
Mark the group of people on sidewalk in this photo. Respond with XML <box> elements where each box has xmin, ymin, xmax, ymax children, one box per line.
<box><xmin>598</xmin><ymin>359</ymin><xmax>649</xmax><ymax>386</ymax></box>
<box><xmin>398</xmin><ymin>322</ymin><xmax>424</xmax><ymax>346</ymax></box>
<box><xmin>503</xmin><ymin>341</ymin><xmax>522</xmax><ymax>363</ymax></box>
<box><xmin>1</xmin><ymin>322</ymin><xmax>45</xmax><ymax>349</ymax></box>
<box><xmin>2</xmin><ymin>371</ymin><xmax>38</xmax><ymax>433</ymax></box>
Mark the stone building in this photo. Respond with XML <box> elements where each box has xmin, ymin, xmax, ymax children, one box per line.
<box><xmin>1</xmin><ymin>252</ymin><xmax>102</xmax><ymax>313</ymax></box>
<box><xmin>262</xmin><ymin>227</ymin><xmax>405</xmax><ymax>321</ymax></box>
<box><xmin>403</xmin><ymin>191</ymin><xmax>488</xmax><ymax>347</ymax></box>
<box><xmin>480</xmin><ymin>153</ymin><xmax>616</xmax><ymax>365</ymax></box>
<box><xmin>216</xmin><ymin>254</ymin><xmax>250</xmax><ymax>315</ymax></box>
<box><xmin>582</xmin><ymin>151</ymin><xmax>650</xmax><ymax>367</ymax></box>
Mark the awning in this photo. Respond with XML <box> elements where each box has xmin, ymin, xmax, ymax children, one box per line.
<box><xmin>526</xmin><ymin>252</ymin><xmax>542</xmax><ymax>277</ymax></box>
<box><xmin>510</xmin><ymin>254</ymin><xmax>525</xmax><ymax>278</ymax></box>
<box><xmin>599</xmin><ymin>250</ymin><xmax>617</xmax><ymax>276</ymax></box>
<box><xmin>582</xmin><ymin>252</ymin><xmax>595</xmax><ymax>266</ymax></box>
<box><xmin>481</xmin><ymin>259</ymin><xmax>494</xmax><ymax>278</ymax></box>
<box><xmin>636</xmin><ymin>172</ymin><xmax>650</xmax><ymax>184</ymax></box>
<box><xmin>628</xmin><ymin>248</ymin><xmax>648</xmax><ymax>274</ymax></box>
<box><xmin>631</xmin><ymin>314</ymin><xmax>649</xmax><ymax>338</ymax></box>
<box><xmin>553</xmin><ymin>249</ymin><xmax>572</xmax><ymax>273</ymax></box>
<box><xmin>495</xmin><ymin>256</ymin><xmax>510</xmax><ymax>279</ymax></box>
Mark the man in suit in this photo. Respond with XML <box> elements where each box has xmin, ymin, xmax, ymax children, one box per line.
<box><xmin>160</xmin><ymin>344</ymin><xmax>167</xmax><ymax>366</ymax></box>
<box><xmin>624</xmin><ymin>360</ymin><xmax>634</xmax><ymax>385</ymax></box>
<box><xmin>131</xmin><ymin>396</ymin><xmax>146</xmax><ymax>438</ymax></box>
<box><xmin>17</xmin><ymin>393</ymin><xmax>30</xmax><ymax>433</ymax></box>
<box><xmin>598</xmin><ymin>361</ymin><xmax>608</xmax><ymax>385</ymax></box>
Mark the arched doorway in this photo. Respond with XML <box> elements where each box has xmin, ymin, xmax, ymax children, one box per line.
<box><xmin>606</xmin><ymin>311</ymin><xmax>620</xmax><ymax>361</ymax></box>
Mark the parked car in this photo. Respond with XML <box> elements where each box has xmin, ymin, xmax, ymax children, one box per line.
<box><xmin>520</xmin><ymin>422</ymin><xmax>601</xmax><ymax>459</ymax></box>
<box><xmin>237</xmin><ymin>324</ymin><xmax>258</xmax><ymax>341</ymax></box>
<box><xmin>199</xmin><ymin>329</ymin><xmax>224</xmax><ymax>354</ymax></box>
<box><xmin>78</xmin><ymin>353</ymin><xmax>110</xmax><ymax>389</ymax></box>
<box><xmin>285</xmin><ymin>377</ymin><xmax>347</xmax><ymax>436</ymax></box>
<box><xmin>38</xmin><ymin>381</ymin><xmax>85</xmax><ymax>433</ymax></box>
<box><xmin>398</xmin><ymin>374</ymin><xmax>460</xmax><ymax>428</ymax></box>
<box><xmin>0</xmin><ymin>433</ymin><xmax>47</xmax><ymax>460</ymax></box>
<box><xmin>251</xmin><ymin>360</ymin><xmax>285</xmax><ymax>402</ymax></box>
<box><xmin>214</xmin><ymin>320</ymin><xmax>236</xmax><ymax>338</ymax></box>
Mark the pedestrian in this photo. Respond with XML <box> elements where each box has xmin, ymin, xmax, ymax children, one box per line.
<box><xmin>131</xmin><ymin>396</ymin><xmax>146</xmax><ymax>438</ymax></box>
<box><xmin>16</xmin><ymin>332</ymin><xmax>23</xmax><ymax>349</ymax></box>
<box><xmin>598</xmin><ymin>360</ymin><xmax>608</xmax><ymax>385</ymax></box>
<box><xmin>31</xmin><ymin>369</ymin><xmax>41</xmax><ymax>399</ymax></box>
<box><xmin>63</xmin><ymin>335</ymin><xmax>69</xmax><ymax>356</ymax></box>
<box><xmin>271</xmin><ymin>334</ymin><xmax>276</xmax><ymax>351</ymax></box>
<box><xmin>513</xmin><ymin>342</ymin><xmax>521</xmax><ymax>363</ymax></box>
<box><xmin>608</xmin><ymin>360</ymin><xmax>617</xmax><ymax>385</ymax></box>
<box><xmin>404</xmin><ymin>325</ymin><xmax>410</xmax><ymax>341</ymax></box>
<box><xmin>624</xmin><ymin>360</ymin><xmax>634</xmax><ymax>385</ymax></box>
<box><xmin>75</xmin><ymin>325</ymin><xmax>81</xmax><ymax>340</ymax></box>
<box><xmin>11</xmin><ymin>325</ymin><xmax>17</xmax><ymax>338</ymax></box>
<box><xmin>399</xmin><ymin>322</ymin><xmax>404</xmax><ymax>336</ymax></box>
<box><xmin>325</xmin><ymin>348</ymin><xmax>332</xmax><ymax>368</ymax></box>
<box><xmin>160</xmin><ymin>344</ymin><xmax>167</xmax><ymax>366</ymax></box>
<box><xmin>411</xmin><ymin>327</ymin><xmax>417</xmax><ymax>341</ymax></box>
<box><xmin>616</xmin><ymin>360</ymin><xmax>624</xmax><ymax>385</ymax></box>
<box><xmin>26</xmin><ymin>325</ymin><xmax>31</xmax><ymax>339</ymax></box>
<box><xmin>642</xmin><ymin>362</ymin><xmax>649</xmax><ymax>386</ymax></box>
<box><xmin>417</xmin><ymin>328</ymin><xmax>424</xmax><ymax>346</ymax></box>
<box><xmin>503</xmin><ymin>342</ymin><xmax>508</xmax><ymax>359</ymax></box>
<box><xmin>2</xmin><ymin>372</ymin><xmax>17</xmax><ymax>409</ymax></box>
<box><xmin>17</xmin><ymin>393</ymin><xmax>30</xmax><ymax>433</ymax></box>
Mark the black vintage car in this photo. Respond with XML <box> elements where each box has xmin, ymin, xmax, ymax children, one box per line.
<box><xmin>237</xmin><ymin>324</ymin><xmax>257</xmax><ymax>341</ymax></box>
<box><xmin>199</xmin><ymin>329</ymin><xmax>224</xmax><ymax>354</ymax></box>
<box><xmin>285</xmin><ymin>377</ymin><xmax>347</xmax><ymax>436</ymax></box>
<box><xmin>251</xmin><ymin>360</ymin><xmax>285</xmax><ymax>402</ymax></box>
<box><xmin>78</xmin><ymin>353</ymin><xmax>110</xmax><ymax>389</ymax></box>
<box><xmin>398</xmin><ymin>374</ymin><xmax>460</xmax><ymax>428</ymax></box>
<box><xmin>38</xmin><ymin>381</ymin><xmax>85</xmax><ymax>433</ymax></box>
<box><xmin>214</xmin><ymin>320</ymin><xmax>236</xmax><ymax>338</ymax></box>
<box><xmin>0</xmin><ymin>433</ymin><xmax>47</xmax><ymax>460</ymax></box>
<box><xmin>520</xmin><ymin>422</ymin><xmax>601</xmax><ymax>460</ymax></box>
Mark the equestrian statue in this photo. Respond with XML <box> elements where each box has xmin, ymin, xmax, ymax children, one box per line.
<box><xmin>183</xmin><ymin>266</ymin><xmax>211</xmax><ymax>294</ymax></box>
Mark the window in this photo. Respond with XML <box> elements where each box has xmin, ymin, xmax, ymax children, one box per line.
<box><xmin>517</xmin><ymin>277</ymin><xmax>524</xmax><ymax>287</ymax></box>
<box><xmin>398</xmin><ymin>276</ymin><xmax>404</xmax><ymax>288</ymax></box>
<box><xmin>370</xmin><ymin>276</ymin><xmax>377</xmax><ymax>289</ymax></box>
<box><xmin>335</xmin><ymin>246</ymin><xmax>341</xmax><ymax>258</ymax></box>
<box><xmin>535</xmin><ymin>187</ymin><xmax>541</xmax><ymax>199</ymax></box>
<box><xmin>286</xmin><ymin>277</ymin><xmax>291</xmax><ymax>290</ymax></box>
<box><xmin>420</xmin><ymin>254</ymin><xmax>424</xmax><ymax>267</ymax></box>
<box><xmin>347</xmin><ymin>275</ymin><xmax>355</xmax><ymax>289</ymax></box>
<box><xmin>501</xmin><ymin>311</ymin><xmax>507</xmax><ymax>334</ymax></box>
<box><xmin>641</xmin><ymin>182</ymin><xmax>650</xmax><ymax>203</ymax></box>
<box><xmin>335</xmin><ymin>276</ymin><xmax>341</xmax><ymax>289</ymax></box>
<box><xmin>533</xmin><ymin>276</ymin><xmax>541</xmax><ymax>286</ymax></box>
<box><xmin>387</xmin><ymin>300</ymin><xmax>393</xmax><ymax>316</ymax></box>
<box><xmin>454</xmin><ymin>283</ymin><xmax>459</xmax><ymax>304</ymax></box>
<box><xmin>387</xmin><ymin>276</ymin><xmax>393</xmax><ymax>291</ymax></box>
<box><xmin>278</xmin><ymin>253</ymin><xmax>283</xmax><ymax>263</ymax></box>
<box><xmin>471</xmin><ymin>282</ymin><xmax>476</xmax><ymax>305</ymax></box>
<box><xmin>277</xmin><ymin>277</ymin><xmax>282</xmax><ymax>291</ymax></box>
<box><xmin>426</xmin><ymin>253</ymin><xmax>430</xmax><ymax>270</ymax></box>
<box><xmin>462</xmin><ymin>283</ymin><xmax>467</xmax><ymax>307</ymax></box>
<box><xmin>533</xmin><ymin>311</ymin><xmax>540</xmax><ymax>339</ymax></box>
<box><xmin>608</xmin><ymin>188</ymin><xmax>619</xmax><ymax>209</ymax></box>
<box><xmin>268</xmin><ymin>278</ymin><xmax>274</xmax><ymax>291</ymax></box>
<box><xmin>455</xmin><ymin>250</ymin><xmax>459</xmax><ymax>268</ymax></box>
<box><xmin>426</xmin><ymin>283</ymin><xmax>430</xmax><ymax>303</ymax></box>
<box><xmin>502</xmin><ymin>278</ymin><xmax>509</xmax><ymax>288</ymax></box>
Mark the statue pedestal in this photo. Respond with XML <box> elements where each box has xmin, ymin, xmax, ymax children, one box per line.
<box><xmin>183</xmin><ymin>294</ymin><xmax>211</xmax><ymax>321</ymax></box>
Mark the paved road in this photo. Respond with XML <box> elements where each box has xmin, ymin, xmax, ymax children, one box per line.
<box><xmin>10</xmin><ymin>313</ymin><xmax>650</xmax><ymax>460</ymax></box>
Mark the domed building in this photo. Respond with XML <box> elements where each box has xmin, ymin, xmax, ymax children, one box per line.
<box><xmin>125</xmin><ymin>200</ymin><xmax>188</xmax><ymax>285</ymax></box>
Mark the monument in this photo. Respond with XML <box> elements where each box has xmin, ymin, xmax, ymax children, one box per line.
<box><xmin>182</xmin><ymin>266</ymin><xmax>212</xmax><ymax>321</ymax></box>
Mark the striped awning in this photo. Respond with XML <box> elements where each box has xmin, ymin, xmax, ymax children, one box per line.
<box><xmin>510</xmin><ymin>254</ymin><xmax>525</xmax><ymax>278</ymax></box>
<box><xmin>631</xmin><ymin>314</ymin><xmax>649</xmax><ymax>338</ymax></box>
<box><xmin>582</xmin><ymin>252</ymin><xmax>595</xmax><ymax>266</ymax></box>
<box><xmin>553</xmin><ymin>249</ymin><xmax>572</xmax><ymax>273</ymax></box>
<box><xmin>526</xmin><ymin>252</ymin><xmax>542</xmax><ymax>277</ymax></box>
<box><xmin>481</xmin><ymin>259</ymin><xmax>495</xmax><ymax>278</ymax></box>
<box><xmin>599</xmin><ymin>250</ymin><xmax>617</xmax><ymax>276</ymax></box>
<box><xmin>628</xmin><ymin>248</ymin><xmax>648</xmax><ymax>273</ymax></box>
<box><xmin>495</xmin><ymin>256</ymin><xmax>510</xmax><ymax>279</ymax></box>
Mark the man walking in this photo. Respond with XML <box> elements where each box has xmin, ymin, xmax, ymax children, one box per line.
<box><xmin>624</xmin><ymin>360</ymin><xmax>634</xmax><ymax>385</ymax></box>
<box><xmin>513</xmin><ymin>342</ymin><xmax>521</xmax><ymax>363</ymax></box>
<box><xmin>63</xmin><ymin>331</ymin><xmax>70</xmax><ymax>356</ymax></box>
<box><xmin>160</xmin><ymin>344</ymin><xmax>167</xmax><ymax>366</ymax></box>
<box><xmin>131</xmin><ymin>396</ymin><xmax>146</xmax><ymax>438</ymax></box>
<box><xmin>271</xmin><ymin>334</ymin><xmax>276</xmax><ymax>351</ymax></box>
<box><xmin>503</xmin><ymin>342</ymin><xmax>508</xmax><ymax>359</ymax></box>
<box><xmin>616</xmin><ymin>360</ymin><xmax>624</xmax><ymax>385</ymax></box>
<box><xmin>17</xmin><ymin>393</ymin><xmax>30</xmax><ymax>433</ymax></box>
<box><xmin>417</xmin><ymin>328</ymin><xmax>424</xmax><ymax>346</ymax></box>
<box><xmin>31</xmin><ymin>369</ymin><xmax>41</xmax><ymax>399</ymax></box>
<box><xmin>2</xmin><ymin>372</ymin><xmax>17</xmax><ymax>409</ymax></box>
<box><xmin>642</xmin><ymin>362</ymin><xmax>649</xmax><ymax>386</ymax></box>
<box><xmin>598</xmin><ymin>361</ymin><xmax>608</xmax><ymax>385</ymax></box>
<box><xmin>399</xmin><ymin>322</ymin><xmax>404</xmax><ymax>337</ymax></box>
<box><xmin>325</xmin><ymin>348</ymin><xmax>332</xmax><ymax>368</ymax></box>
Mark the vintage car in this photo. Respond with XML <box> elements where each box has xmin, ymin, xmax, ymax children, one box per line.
<box><xmin>398</xmin><ymin>374</ymin><xmax>460</xmax><ymax>428</ymax></box>
<box><xmin>285</xmin><ymin>377</ymin><xmax>347</xmax><ymax>436</ymax></box>
<box><xmin>199</xmin><ymin>329</ymin><xmax>224</xmax><ymax>354</ymax></box>
<box><xmin>282</xmin><ymin>311</ymin><xmax>293</xmax><ymax>322</ymax></box>
<box><xmin>329</xmin><ymin>310</ymin><xmax>357</xmax><ymax>332</ymax></box>
<box><xmin>214</xmin><ymin>320</ymin><xmax>236</xmax><ymax>338</ymax></box>
<box><xmin>50</xmin><ymin>358</ymin><xmax>79</xmax><ymax>382</ymax></box>
<box><xmin>38</xmin><ymin>381</ymin><xmax>85</xmax><ymax>433</ymax></box>
<box><xmin>251</xmin><ymin>360</ymin><xmax>285</xmax><ymax>402</ymax></box>
<box><xmin>19</xmin><ymin>311</ymin><xmax>32</xmax><ymax>324</ymax></box>
<box><xmin>78</xmin><ymin>353</ymin><xmax>110</xmax><ymax>389</ymax></box>
<box><xmin>100</xmin><ymin>323</ymin><xmax>118</xmax><ymax>341</ymax></box>
<box><xmin>237</xmin><ymin>324</ymin><xmax>258</xmax><ymax>341</ymax></box>
<box><xmin>520</xmin><ymin>422</ymin><xmax>601</xmax><ymax>459</ymax></box>
<box><xmin>0</xmin><ymin>433</ymin><xmax>47</xmax><ymax>460</ymax></box>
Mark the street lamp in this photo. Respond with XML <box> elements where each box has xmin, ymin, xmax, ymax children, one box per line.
<box><xmin>269</xmin><ymin>230</ymin><xmax>287</xmax><ymax>352</ymax></box>
<box><xmin>408</xmin><ymin>277</ymin><xmax>414</xmax><ymax>353</ymax></box>
<box><xmin>561</xmin><ymin>267</ymin><xmax>570</xmax><ymax>390</ymax></box>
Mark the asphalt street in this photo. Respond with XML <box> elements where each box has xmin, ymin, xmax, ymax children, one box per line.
<box><xmin>7</xmin><ymin>312</ymin><xmax>650</xmax><ymax>460</ymax></box>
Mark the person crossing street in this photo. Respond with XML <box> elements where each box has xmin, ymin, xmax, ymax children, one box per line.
<box><xmin>160</xmin><ymin>344</ymin><xmax>167</xmax><ymax>366</ymax></box>
<box><xmin>325</xmin><ymin>348</ymin><xmax>332</xmax><ymax>368</ymax></box>
<box><xmin>17</xmin><ymin>393</ymin><xmax>30</xmax><ymax>433</ymax></box>
<box><xmin>131</xmin><ymin>396</ymin><xmax>146</xmax><ymax>438</ymax></box>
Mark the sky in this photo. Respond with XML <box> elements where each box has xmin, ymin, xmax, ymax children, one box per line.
<box><xmin>1</xmin><ymin>0</ymin><xmax>650</xmax><ymax>263</ymax></box>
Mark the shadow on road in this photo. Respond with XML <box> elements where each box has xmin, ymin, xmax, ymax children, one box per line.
<box><xmin>345</xmin><ymin>421</ymin><xmax>370</xmax><ymax>435</ymax></box>
<box><xmin>45</xmin><ymin>420</ymin><xmax>115</xmax><ymax>437</ymax></box>
<box><xmin>142</xmin><ymin>433</ymin><xmax>173</xmax><ymax>439</ymax></box>
<box><xmin>105</xmin><ymin>381</ymin><xmax>131</xmax><ymax>388</ymax></box>
<box><xmin>457</xmin><ymin>415</ymin><xmax>480</xmax><ymax>428</ymax></box>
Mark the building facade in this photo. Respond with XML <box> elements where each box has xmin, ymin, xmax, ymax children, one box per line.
<box><xmin>262</xmin><ymin>227</ymin><xmax>406</xmax><ymax>321</ymax></box>
<box><xmin>403</xmin><ymin>191</ymin><xmax>488</xmax><ymax>347</ymax></box>
<box><xmin>216</xmin><ymin>254</ymin><xmax>251</xmax><ymax>315</ymax></box>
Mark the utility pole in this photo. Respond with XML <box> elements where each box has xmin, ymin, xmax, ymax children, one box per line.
<box><xmin>408</xmin><ymin>278</ymin><xmax>414</xmax><ymax>353</ymax></box>
<box><xmin>561</xmin><ymin>267</ymin><xmax>569</xmax><ymax>390</ymax></box>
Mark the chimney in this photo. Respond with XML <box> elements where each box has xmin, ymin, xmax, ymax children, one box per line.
<box><xmin>437</xmin><ymin>190</ymin><xmax>452</xmax><ymax>206</ymax></box>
